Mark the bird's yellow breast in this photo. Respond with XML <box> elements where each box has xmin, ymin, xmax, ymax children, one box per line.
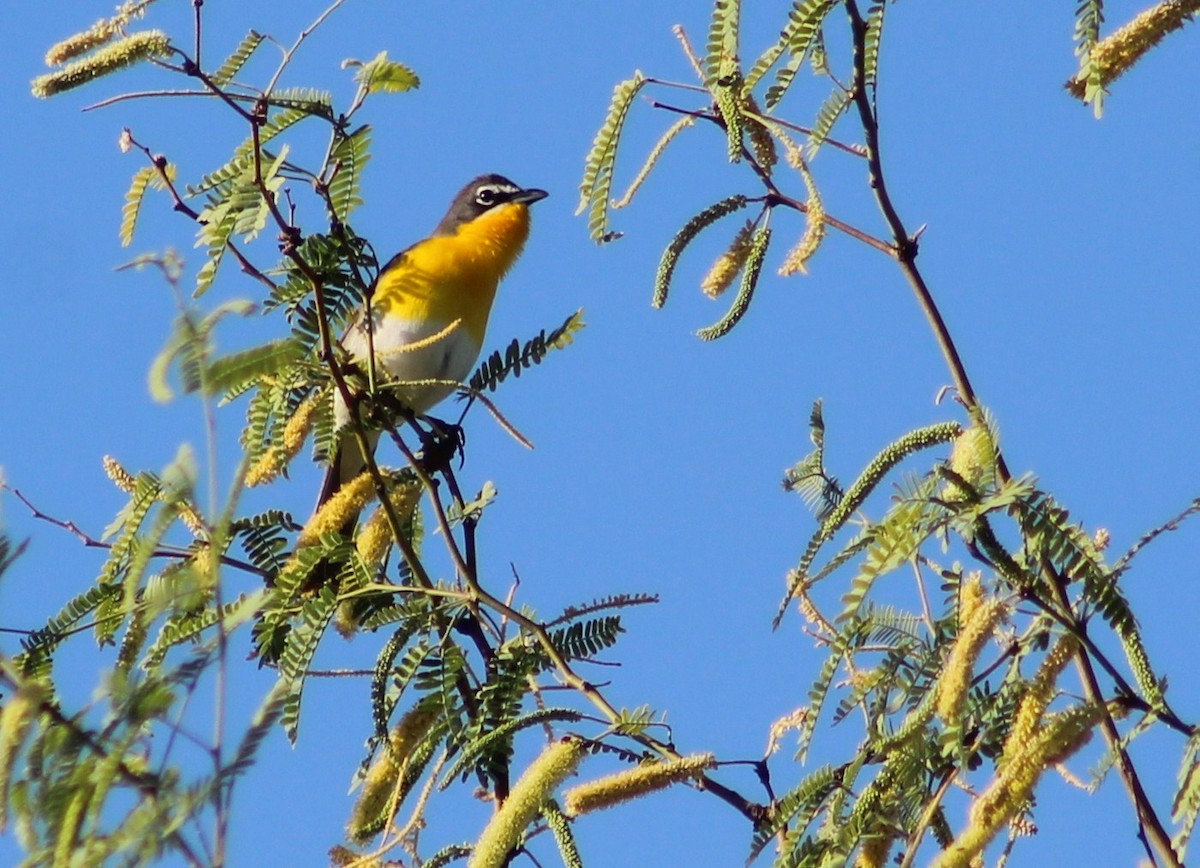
<box><xmin>372</xmin><ymin>201</ymin><xmax>532</xmax><ymax>341</ymax></box>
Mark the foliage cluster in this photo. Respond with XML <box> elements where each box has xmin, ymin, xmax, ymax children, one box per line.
<box><xmin>3</xmin><ymin>1</ymin><xmax>1199</xmax><ymax>867</ymax></box>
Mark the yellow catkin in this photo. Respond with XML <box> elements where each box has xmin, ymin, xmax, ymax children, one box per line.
<box><xmin>701</xmin><ymin>221</ymin><xmax>755</xmax><ymax>298</ymax></box>
<box><xmin>562</xmin><ymin>753</ymin><xmax>715</xmax><ymax>817</ymax></box>
<box><xmin>778</xmin><ymin>139</ymin><xmax>826</xmax><ymax>277</ymax></box>
<box><xmin>934</xmin><ymin>702</ymin><xmax>1112</xmax><ymax>867</ymax></box>
<box><xmin>44</xmin><ymin>20</ymin><xmax>120</xmax><ymax>67</ymax></box>
<box><xmin>346</xmin><ymin>704</ymin><xmax>439</xmax><ymax>844</ymax></box>
<box><xmin>778</xmin><ymin>196</ymin><xmax>826</xmax><ymax>276</ymax></box>
<box><xmin>297</xmin><ymin>471</ymin><xmax>377</xmax><ymax>547</ymax></box>
<box><xmin>943</xmin><ymin>423</ymin><xmax>995</xmax><ymax>500</ymax></box>
<box><xmin>245</xmin><ymin>395</ymin><xmax>320</xmax><ymax>487</ymax></box>
<box><xmin>43</xmin><ymin>1</ymin><xmax>158</xmax><ymax>67</ymax></box>
<box><xmin>935</xmin><ymin>598</ymin><xmax>1006</xmax><ymax>724</ymax></box>
<box><xmin>354</xmin><ymin>481</ymin><xmax>421</xmax><ymax>570</ymax></box>
<box><xmin>32</xmin><ymin>30</ymin><xmax>171</xmax><ymax>98</ymax></box>
<box><xmin>1067</xmin><ymin>0</ymin><xmax>1200</xmax><ymax>97</ymax></box>
<box><xmin>0</xmin><ymin>682</ymin><xmax>46</xmax><ymax>833</ymax></box>
<box><xmin>102</xmin><ymin>455</ymin><xmax>137</xmax><ymax>493</ymax></box>
<box><xmin>468</xmin><ymin>739</ymin><xmax>586</xmax><ymax>868</ymax></box>
<box><xmin>612</xmin><ymin>115</ymin><xmax>695</xmax><ymax>210</ymax></box>
<box><xmin>999</xmin><ymin>634</ymin><xmax>1079</xmax><ymax>771</ymax></box>
<box><xmin>957</xmin><ymin>574</ymin><xmax>985</xmax><ymax>627</ymax></box>
<box><xmin>856</xmin><ymin>833</ymin><xmax>894</xmax><ymax>868</ymax></box>
<box><xmin>765</xmin><ymin>708</ymin><xmax>809</xmax><ymax>758</ymax></box>
<box><xmin>243</xmin><ymin>450</ymin><xmax>282</xmax><ymax>489</ymax></box>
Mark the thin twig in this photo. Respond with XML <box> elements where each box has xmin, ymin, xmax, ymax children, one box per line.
<box><xmin>263</xmin><ymin>0</ymin><xmax>350</xmax><ymax>97</ymax></box>
<box><xmin>649</xmin><ymin>100</ymin><xmax>894</xmax><ymax>255</ymax></box>
<box><xmin>2</xmin><ymin>484</ymin><xmax>267</xmax><ymax>578</ymax></box>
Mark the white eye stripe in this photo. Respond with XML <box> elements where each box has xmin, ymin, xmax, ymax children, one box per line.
<box><xmin>475</xmin><ymin>184</ymin><xmax>518</xmax><ymax>206</ymax></box>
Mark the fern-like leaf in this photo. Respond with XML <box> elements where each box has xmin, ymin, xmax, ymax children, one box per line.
<box><xmin>278</xmin><ymin>586</ymin><xmax>337</xmax><ymax>743</ymax></box>
<box><xmin>1173</xmin><ymin>731</ymin><xmax>1200</xmax><ymax>859</ymax></box>
<box><xmin>439</xmin><ymin>708</ymin><xmax>582</xmax><ymax>789</ymax></box>
<box><xmin>765</xmin><ymin>0</ymin><xmax>839</xmax><ymax>108</ymax></box>
<box><xmin>861</xmin><ymin>3</ymin><xmax>885</xmax><ymax>96</ymax></box>
<box><xmin>746</xmin><ymin>763</ymin><xmax>842</xmax><ymax>862</ymax></box>
<box><xmin>348</xmin><ymin>51</ymin><xmax>420</xmax><ymax>95</ymax></box>
<box><xmin>548</xmin><ymin>617</ymin><xmax>624</xmax><ymax>661</ymax></box>
<box><xmin>206</xmin><ymin>339</ymin><xmax>306</xmax><ymax>398</ymax></box>
<box><xmin>371</xmin><ymin>619</ymin><xmax>424</xmax><ymax>738</ymax></box>
<box><xmin>220</xmin><ymin>681</ymin><xmax>287</xmax><ymax>784</ymax></box>
<box><xmin>807</xmin><ymin>87</ymin><xmax>853</xmax><ymax>159</ymax></box>
<box><xmin>705</xmin><ymin>0</ymin><xmax>741</xmax><ymax>83</ymax></box>
<box><xmin>120</xmin><ymin>166</ymin><xmax>155</xmax><ymax>248</ymax></box>
<box><xmin>745</xmin><ymin>1</ymin><xmax>811</xmax><ymax>92</ymax></box>
<box><xmin>1072</xmin><ymin>0</ymin><xmax>1107</xmax><ymax>114</ymax></box>
<box><xmin>578</xmin><ymin>72</ymin><xmax>647</xmax><ymax>242</ymax></box>
<box><xmin>777</xmin><ymin>421</ymin><xmax>961</xmax><ymax>626</ymax></box>
<box><xmin>264</xmin><ymin>87</ymin><xmax>335</xmax><ymax>120</ymax></box>
<box><xmin>326</xmin><ymin>125</ymin><xmax>372</xmax><ymax>222</ymax></box>
<box><xmin>839</xmin><ymin>477</ymin><xmax>941</xmax><ymax>623</ymax></box>
<box><xmin>468</xmin><ymin>309</ymin><xmax>585</xmax><ymax>395</ymax></box>
<box><xmin>211</xmin><ymin>30</ymin><xmax>264</xmax><ymax>86</ymax></box>
<box><xmin>143</xmin><ymin>591</ymin><xmax>265</xmax><ymax>670</ymax></box>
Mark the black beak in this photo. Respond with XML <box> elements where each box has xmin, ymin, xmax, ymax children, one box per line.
<box><xmin>512</xmin><ymin>187</ymin><xmax>549</xmax><ymax>205</ymax></box>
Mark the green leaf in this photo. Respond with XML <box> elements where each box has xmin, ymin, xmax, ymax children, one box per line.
<box><xmin>704</xmin><ymin>0</ymin><xmax>741</xmax><ymax>84</ymax></box>
<box><xmin>143</xmin><ymin>591</ymin><xmax>265</xmax><ymax>670</ymax></box>
<box><xmin>861</xmin><ymin>2</ymin><xmax>885</xmax><ymax>95</ymax></box>
<box><xmin>777</xmin><ymin>421</ymin><xmax>961</xmax><ymax>626</ymax></box>
<box><xmin>578</xmin><ymin>71</ymin><xmax>646</xmax><ymax>242</ymax></box>
<box><xmin>1173</xmin><ymin>731</ymin><xmax>1200</xmax><ymax>859</ymax></box>
<box><xmin>221</xmin><ymin>682</ymin><xmax>287</xmax><ymax>784</ymax></box>
<box><xmin>747</xmin><ymin>764</ymin><xmax>842</xmax><ymax>862</ymax></box>
<box><xmin>765</xmin><ymin>0</ymin><xmax>838</xmax><ymax>109</ymax></box>
<box><xmin>278</xmin><ymin>586</ymin><xmax>338</xmax><ymax>743</ymax></box>
<box><xmin>807</xmin><ymin>87</ymin><xmax>852</xmax><ymax>159</ymax></box>
<box><xmin>745</xmin><ymin>11</ymin><xmax>799</xmax><ymax>92</ymax></box>
<box><xmin>439</xmin><ymin>708</ymin><xmax>583</xmax><ymax>789</ymax></box>
<box><xmin>120</xmin><ymin>167</ymin><xmax>155</xmax><ymax>248</ymax></box>
<box><xmin>211</xmin><ymin>30</ymin><xmax>264</xmax><ymax>86</ymax></box>
<box><xmin>205</xmin><ymin>339</ymin><xmax>306</xmax><ymax>398</ymax></box>
<box><xmin>346</xmin><ymin>51</ymin><xmax>420</xmax><ymax>95</ymax></box>
<box><xmin>326</xmin><ymin>125</ymin><xmax>372</xmax><ymax>221</ymax></box>
<box><xmin>468</xmin><ymin>309</ymin><xmax>586</xmax><ymax>395</ymax></box>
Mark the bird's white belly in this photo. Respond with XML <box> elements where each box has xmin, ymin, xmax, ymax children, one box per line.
<box><xmin>334</xmin><ymin>313</ymin><xmax>483</xmax><ymax>428</ymax></box>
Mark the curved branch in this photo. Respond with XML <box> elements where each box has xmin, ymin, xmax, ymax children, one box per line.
<box><xmin>842</xmin><ymin>2</ymin><xmax>1183</xmax><ymax>864</ymax></box>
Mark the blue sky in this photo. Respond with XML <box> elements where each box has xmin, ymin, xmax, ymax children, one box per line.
<box><xmin>2</xmin><ymin>1</ymin><xmax>1199</xmax><ymax>865</ymax></box>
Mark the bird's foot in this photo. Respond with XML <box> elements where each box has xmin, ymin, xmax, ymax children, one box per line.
<box><xmin>416</xmin><ymin>415</ymin><xmax>466</xmax><ymax>472</ymax></box>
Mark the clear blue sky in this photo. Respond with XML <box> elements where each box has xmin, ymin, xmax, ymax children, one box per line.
<box><xmin>2</xmin><ymin>1</ymin><xmax>1198</xmax><ymax>865</ymax></box>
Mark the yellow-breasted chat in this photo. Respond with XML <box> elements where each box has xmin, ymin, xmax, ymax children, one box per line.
<box><xmin>318</xmin><ymin>173</ymin><xmax>547</xmax><ymax>515</ymax></box>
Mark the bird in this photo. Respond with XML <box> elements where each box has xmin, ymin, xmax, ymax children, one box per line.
<box><xmin>315</xmin><ymin>173</ymin><xmax>548</xmax><ymax>526</ymax></box>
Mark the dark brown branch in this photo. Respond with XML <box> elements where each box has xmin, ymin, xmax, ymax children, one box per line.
<box><xmin>842</xmin><ymin>2</ymin><xmax>1183</xmax><ymax>864</ymax></box>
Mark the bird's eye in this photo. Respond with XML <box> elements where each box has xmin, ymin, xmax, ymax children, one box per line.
<box><xmin>475</xmin><ymin>186</ymin><xmax>498</xmax><ymax>206</ymax></box>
